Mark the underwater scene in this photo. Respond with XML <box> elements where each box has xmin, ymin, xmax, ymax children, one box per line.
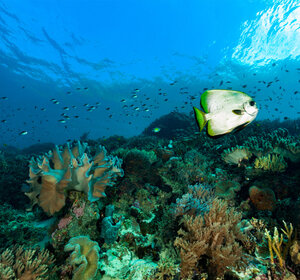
<box><xmin>0</xmin><ymin>0</ymin><xmax>300</xmax><ymax>279</ymax></box>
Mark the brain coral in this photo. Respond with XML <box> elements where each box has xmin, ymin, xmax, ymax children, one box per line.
<box><xmin>26</xmin><ymin>141</ymin><xmax>123</xmax><ymax>215</ymax></box>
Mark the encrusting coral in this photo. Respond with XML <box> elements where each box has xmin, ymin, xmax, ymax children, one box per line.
<box><xmin>64</xmin><ymin>236</ymin><xmax>100</xmax><ymax>280</ymax></box>
<box><xmin>174</xmin><ymin>198</ymin><xmax>246</xmax><ymax>279</ymax></box>
<box><xmin>0</xmin><ymin>246</ymin><xmax>55</xmax><ymax>280</ymax></box>
<box><xmin>26</xmin><ymin>141</ymin><xmax>123</xmax><ymax>215</ymax></box>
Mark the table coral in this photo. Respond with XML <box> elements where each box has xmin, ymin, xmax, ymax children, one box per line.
<box><xmin>26</xmin><ymin>141</ymin><xmax>123</xmax><ymax>215</ymax></box>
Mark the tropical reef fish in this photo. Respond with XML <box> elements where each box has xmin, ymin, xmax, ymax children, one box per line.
<box><xmin>152</xmin><ymin>127</ymin><xmax>161</xmax><ymax>133</ymax></box>
<box><xmin>193</xmin><ymin>89</ymin><xmax>258</xmax><ymax>137</ymax></box>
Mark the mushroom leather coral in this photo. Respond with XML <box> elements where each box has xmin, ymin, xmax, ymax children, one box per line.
<box><xmin>64</xmin><ymin>236</ymin><xmax>100</xmax><ymax>280</ymax></box>
<box><xmin>26</xmin><ymin>142</ymin><xmax>123</xmax><ymax>215</ymax></box>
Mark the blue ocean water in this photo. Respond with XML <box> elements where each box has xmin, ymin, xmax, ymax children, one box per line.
<box><xmin>0</xmin><ymin>0</ymin><xmax>299</xmax><ymax>148</ymax></box>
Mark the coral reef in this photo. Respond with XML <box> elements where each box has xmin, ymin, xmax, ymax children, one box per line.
<box><xmin>0</xmin><ymin>204</ymin><xmax>46</xmax><ymax>248</ymax></box>
<box><xmin>51</xmin><ymin>192</ymin><xmax>100</xmax><ymax>250</ymax></box>
<box><xmin>172</xmin><ymin>183</ymin><xmax>214</xmax><ymax>217</ymax></box>
<box><xmin>0</xmin><ymin>122</ymin><xmax>299</xmax><ymax>280</ymax></box>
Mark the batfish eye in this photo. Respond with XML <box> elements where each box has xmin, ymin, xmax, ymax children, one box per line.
<box><xmin>249</xmin><ymin>101</ymin><xmax>255</xmax><ymax>106</ymax></box>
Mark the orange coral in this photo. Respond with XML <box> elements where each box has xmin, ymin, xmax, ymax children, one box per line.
<box><xmin>249</xmin><ymin>186</ymin><xmax>276</xmax><ymax>211</ymax></box>
<box><xmin>174</xmin><ymin>199</ymin><xmax>246</xmax><ymax>278</ymax></box>
<box><xmin>26</xmin><ymin>142</ymin><xmax>123</xmax><ymax>215</ymax></box>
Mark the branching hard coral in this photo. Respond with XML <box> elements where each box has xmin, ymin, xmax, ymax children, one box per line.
<box><xmin>264</xmin><ymin>221</ymin><xmax>293</xmax><ymax>268</ymax></box>
<box><xmin>254</xmin><ymin>153</ymin><xmax>287</xmax><ymax>172</ymax></box>
<box><xmin>221</xmin><ymin>146</ymin><xmax>252</xmax><ymax>166</ymax></box>
<box><xmin>0</xmin><ymin>246</ymin><xmax>55</xmax><ymax>280</ymax></box>
<box><xmin>26</xmin><ymin>141</ymin><xmax>123</xmax><ymax>215</ymax></box>
<box><xmin>174</xmin><ymin>198</ymin><xmax>246</xmax><ymax>279</ymax></box>
<box><xmin>64</xmin><ymin>236</ymin><xmax>100</xmax><ymax>280</ymax></box>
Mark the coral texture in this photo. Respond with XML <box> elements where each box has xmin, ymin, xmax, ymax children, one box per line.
<box><xmin>222</xmin><ymin>146</ymin><xmax>252</xmax><ymax>166</ymax></box>
<box><xmin>26</xmin><ymin>141</ymin><xmax>123</xmax><ymax>215</ymax></box>
<box><xmin>0</xmin><ymin>246</ymin><xmax>55</xmax><ymax>280</ymax></box>
<box><xmin>249</xmin><ymin>186</ymin><xmax>276</xmax><ymax>211</ymax></box>
<box><xmin>64</xmin><ymin>236</ymin><xmax>100</xmax><ymax>280</ymax></box>
<box><xmin>101</xmin><ymin>204</ymin><xmax>124</xmax><ymax>244</ymax></box>
<box><xmin>290</xmin><ymin>240</ymin><xmax>300</xmax><ymax>265</ymax></box>
<box><xmin>172</xmin><ymin>184</ymin><xmax>213</xmax><ymax>217</ymax></box>
<box><xmin>174</xmin><ymin>198</ymin><xmax>246</xmax><ymax>279</ymax></box>
<box><xmin>215</xmin><ymin>179</ymin><xmax>241</xmax><ymax>200</ymax></box>
<box><xmin>254</xmin><ymin>153</ymin><xmax>287</xmax><ymax>172</ymax></box>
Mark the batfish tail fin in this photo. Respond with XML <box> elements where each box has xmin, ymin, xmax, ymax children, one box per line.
<box><xmin>193</xmin><ymin>107</ymin><xmax>207</xmax><ymax>132</ymax></box>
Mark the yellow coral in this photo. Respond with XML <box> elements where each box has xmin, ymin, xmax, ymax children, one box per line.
<box><xmin>254</xmin><ymin>153</ymin><xmax>287</xmax><ymax>172</ymax></box>
<box><xmin>64</xmin><ymin>236</ymin><xmax>100</xmax><ymax>280</ymax></box>
<box><xmin>264</xmin><ymin>221</ymin><xmax>293</xmax><ymax>268</ymax></box>
<box><xmin>0</xmin><ymin>246</ymin><xmax>55</xmax><ymax>280</ymax></box>
<box><xmin>290</xmin><ymin>240</ymin><xmax>300</xmax><ymax>265</ymax></box>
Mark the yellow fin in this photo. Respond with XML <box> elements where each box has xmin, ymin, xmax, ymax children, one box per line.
<box><xmin>193</xmin><ymin>107</ymin><xmax>207</xmax><ymax>132</ymax></box>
